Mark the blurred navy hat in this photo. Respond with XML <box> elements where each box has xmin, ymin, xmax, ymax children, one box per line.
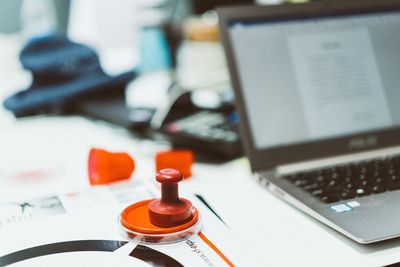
<box><xmin>3</xmin><ymin>36</ymin><xmax>136</xmax><ymax>117</ymax></box>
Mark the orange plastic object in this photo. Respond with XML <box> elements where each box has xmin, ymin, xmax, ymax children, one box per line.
<box><xmin>120</xmin><ymin>199</ymin><xmax>198</xmax><ymax>235</ymax></box>
<box><xmin>88</xmin><ymin>148</ymin><xmax>135</xmax><ymax>185</ymax></box>
<box><xmin>119</xmin><ymin>168</ymin><xmax>201</xmax><ymax>244</ymax></box>
<box><xmin>155</xmin><ymin>150</ymin><xmax>194</xmax><ymax>178</ymax></box>
<box><xmin>149</xmin><ymin>169</ymin><xmax>193</xmax><ymax>227</ymax></box>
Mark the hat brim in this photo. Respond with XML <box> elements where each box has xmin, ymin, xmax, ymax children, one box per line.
<box><xmin>3</xmin><ymin>71</ymin><xmax>136</xmax><ymax>117</ymax></box>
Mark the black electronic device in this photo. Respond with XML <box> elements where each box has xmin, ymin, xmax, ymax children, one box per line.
<box><xmin>219</xmin><ymin>0</ymin><xmax>400</xmax><ymax>244</ymax></box>
<box><xmin>159</xmin><ymin>108</ymin><xmax>242</xmax><ymax>160</ymax></box>
<box><xmin>73</xmin><ymin>86</ymin><xmax>242</xmax><ymax>161</ymax></box>
<box><xmin>71</xmin><ymin>92</ymin><xmax>154</xmax><ymax>133</ymax></box>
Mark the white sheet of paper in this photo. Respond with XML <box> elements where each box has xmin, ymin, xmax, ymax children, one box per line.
<box><xmin>289</xmin><ymin>28</ymin><xmax>392</xmax><ymax>139</ymax></box>
<box><xmin>0</xmin><ymin>179</ymin><xmax>259</xmax><ymax>266</ymax></box>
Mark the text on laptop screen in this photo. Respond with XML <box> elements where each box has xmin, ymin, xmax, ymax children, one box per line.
<box><xmin>229</xmin><ymin>12</ymin><xmax>400</xmax><ymax>150</ymax></box>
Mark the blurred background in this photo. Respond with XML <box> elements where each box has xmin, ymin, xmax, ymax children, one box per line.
<box><xmin>0</xmin><ymin>0</ymin><xmax>309</xmax><ymax>161</ymax></box>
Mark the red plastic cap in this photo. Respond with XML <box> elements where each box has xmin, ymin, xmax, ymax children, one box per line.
<box><xmin>155</xmin><ymin>150</ymin><xmax>194</xmax><ymax>178</ymax></box>
<box><xmin>156</xmin><ymin>168</ymin><xmax>183</xmax><ymax>184</ymax></box>
<box><xmin>149</xmin><ymin>168</ymin><xmax>193</xmax><ymax>227</ymax></box>
<box><xmin>88</xmin><ymin>148</ymin><xmax>135</xmax><ymax>185</ymax></box>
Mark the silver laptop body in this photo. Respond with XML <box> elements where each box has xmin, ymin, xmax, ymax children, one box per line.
<box><xmin>218</xmin><ymin>0</ymin><xmax>400</xmax><ymax>244</ymax></box>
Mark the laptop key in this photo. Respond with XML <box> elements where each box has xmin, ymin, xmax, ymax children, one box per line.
<box><xmin>359</xmin><ymin>179</ymin><xmax>369</xmax><ymax>187</ymax></box>
<box><xmin>345</xmin><ymin>182</ymin><xmax>357</xmax><ymax>190</ymax></box>
<box><xmin>294</xmin><ymin>179</ymin><xmax>313</xmax><ymax>187</ymax></box>
<box><xmin>321</xmin><ymin>194</ymin><xmax>341</xmax><ymax>204</ymax></box>
<box><xmin>341</xmin><ymin>189</ymin><xmax>356</xmax><ymax>200</ymax></box>
<box><xmin>344</xmin><ymin>176</ymin><xmax>353</xmax><ymax>183</ymax></box>
<box><xmin>311</xmin><ymin>189</ymin><xmax>324</xmax><ymax>197</ymax></box>
<box><xmin>303</xmin><ymin>183</ymin><xmax>321</xmax><ymax>192</ymax></box>
<box><xmin>324</xmin><ymin>185</ymin><xmax>340</xmax><ymax>194</ymax></box>
<box><xmin>372</xmin><ymin>185</ymin><xmax>386</xmax><ymax>194</ymax></box>
<box><xmin>388</xmin><ymin>174</ymin><xmax>399</xmax><ymax>184</ymax></box>
<box><xmin>388</xmin><ymin>180</ymin><xmax>400</xmax><ymax>191</ymax></box>
<box><xmin>355</xmin><ymin>187</ymin><xmax>372</xmax><ymax>197</ymax></box>
<box><xmin>327</xmin><ymin>179</ymin><xmax>339</xmax><ymax>187</ymax></box>
<box><xmin>375</xmin><ymin>176</ymin><xmax>389</xmax><ymax>185</ymax></box>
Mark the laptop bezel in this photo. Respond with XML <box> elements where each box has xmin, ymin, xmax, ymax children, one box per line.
<box><xmin>218</xmin><ymin>0</ymin><xmax>400</xmax><ymax>172</ymax></box>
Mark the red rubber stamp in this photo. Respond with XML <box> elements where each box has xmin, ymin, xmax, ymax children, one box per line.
<box><xmin>119</xmin><ymin>168</ymin><xmax>201</xmax><ymax>244</ymax></box>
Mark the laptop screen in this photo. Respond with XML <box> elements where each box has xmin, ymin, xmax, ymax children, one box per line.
<box><xmin>229</xmin><ymin>11</ymin><xmax>400</xmax><ymax>150</ymax></box>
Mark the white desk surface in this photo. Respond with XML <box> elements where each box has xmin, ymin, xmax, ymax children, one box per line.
<box><xmin>2</xmin><ymin>35</ymin><xmax>400</xmax><ymax>267</ymax></box>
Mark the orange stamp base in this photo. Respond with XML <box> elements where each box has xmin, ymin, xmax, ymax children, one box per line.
<box><xmin>118</xmin><ymin>169</ymin><xmax>201</xmax><ymax>244</ymax></box>
<box><xmin>119</xmin><ymin>200</ymin><xmax>201</xmax><ymax>244</ymax></box>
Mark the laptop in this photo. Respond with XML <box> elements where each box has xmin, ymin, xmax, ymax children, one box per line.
<box><xmin>218</xmin><ymin>0</ymin><xmax>400</xmax><ymax>244</ymax></box>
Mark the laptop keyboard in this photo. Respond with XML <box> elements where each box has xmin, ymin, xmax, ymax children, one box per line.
<box><xmin>282</xmin><ymin>154</ymin><xmax>400</xmax><ymax>204</ymax></box>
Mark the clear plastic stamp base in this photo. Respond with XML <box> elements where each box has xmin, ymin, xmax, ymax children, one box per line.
<box><xmin>118</xmin><ymin>215</ymin><xmax>202</xmax><ymax>245</ymax></box>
